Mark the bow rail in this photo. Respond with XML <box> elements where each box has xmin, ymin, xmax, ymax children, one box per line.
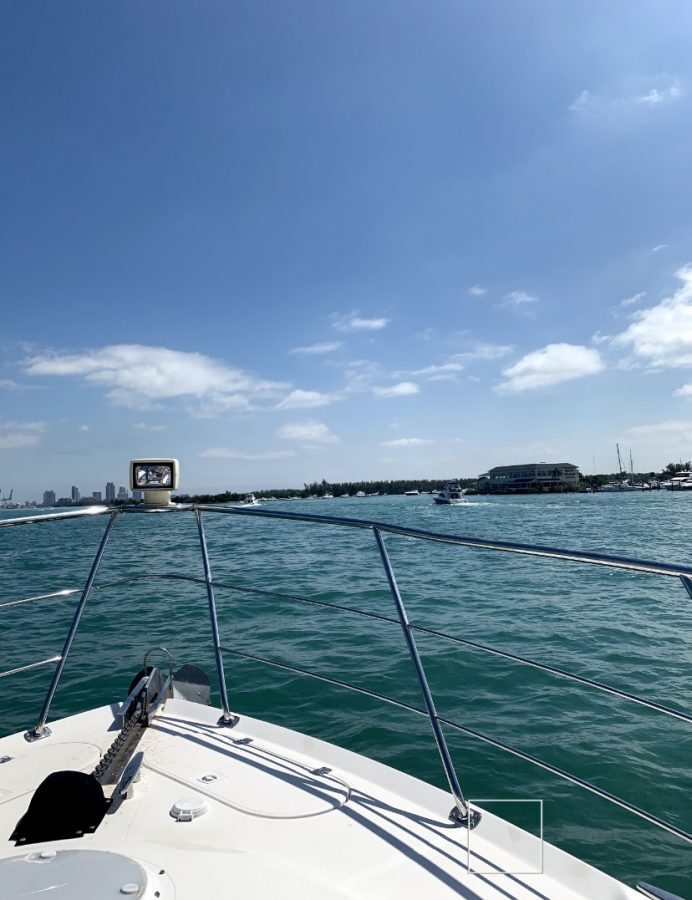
<box><xmin>1</xmin><ymin>502</ymin><xmax>690</xmax><ymax>841</ymax></box>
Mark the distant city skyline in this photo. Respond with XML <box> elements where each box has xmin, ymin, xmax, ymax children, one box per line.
<box><xmin>35</xmin><ymin>481</ymin><xmax>129</xmax><ymax>505</ymax></box>
<box><xmin>3</xmin><ymin>4</ymin><xmax>692</xmax><ymax>494</ymax></box>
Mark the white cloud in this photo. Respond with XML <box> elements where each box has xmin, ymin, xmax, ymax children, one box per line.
<box><xmin>457</xmin><ymin>342</ymin><xmax>513</xmax><ymax>362</ymax></box>
<box><xmin>0</xmin><ymin>379</ymin><xmax>18</xmax><ymax>390</ymax></box>
<box><xmin>496</xmin><ymin>344</ymin><xmax>604</xmax><ymax>393</ymax></box>
<box><xmin>194</xmin><ymin>394</ymin><xmax>255</xmax><ymax>417</ymax></box>
<box><xmin>134</xmin><ymin>422</ymin><xmax>167</xmax><ymax>431</ymax></box>
<box><xmin>399</xmin><ymin>344</ymin><xmax>512</xmax><ymax>384</ymax></box>
<box><xmin>290</xmin><ymin>342</ymin><xmax>342</xmax><ymax>356</ymax></box>
<box><xmin>278</xmin><ymin>421</ymin><xmax>338</xmax><ymax>443</ymax></box>
<box><xmin>275</xmin><ymin>389</ymin><xmax>337</xmax><ymax>410</ymax></box>
<box><xmin>468</xmin><ymin>285</ymin><xmax>486</xmax><ymax>297</ymax></box>
<box><xmin>624</xmin><ymin>419</ymin><xmax>692</xmax><ymax>440</ymax></box>
<box><xmin>199</xmin><ymin>448</ymin><xmax>296</xmax><ymax>460</ymax></box>
<box><xmin>499</xmin><ymin>290</ymin><xmax>539</xmax><ymax>315</ymax></box>
<box><xmin>380</xmin><ymin>437</ymin><xmax>433</xmax><ymax>448</ymax></box>
<box><xmin>569</xmin><ymin>89</ymin><xmax>591</xmax><ymax>112</ymax></box>
<box><xmin>637</xmin><ymin>84</ymin><xmax>682</xmax><ymax>106</ymax></box>
<box><xmin>673</xmin><ymin>384</ymin><xmax>692</xmax><ymax>397</ymax></box>
<box><xmin>373</xmin><ymin>381</ymin><xmax>420</xmax><ymax>398</ymax></box>
<box><xmin>78</xmin><ymin>424</ymin><xmax>90</xmax><ymax>432</ymax></box>
<box><xmin>610</xmin><ymin>291</ymin><xmax>647</xmax><ymax>319</ymax></box>
<box><xmin>330</xmin><ymin>312</ymin><xmax>389</xmax><ymax>332</ymax></box>
<box><xmin>649</xmin><ymin>244</ymin><xmax>668</xmax><ymax>254</ymax></box>
<box><xmin>410</xmin><ymin>362</ymin><xmax>465</xmax><ymax>379</ymax></box>
<box><xmin>338</xmin><ymin>359</ymin><xmax>382</xmax><ymax>393</ymax></box>
<box><xmin>570</xmin><ymin>79</ymin><xmax>683</xmax><ymax>115</ymax></box>
<box><xmin>23</xmin><ymin>344</ymin><xmax>288</xmax><ymax>412</ymax></box>
<box><xmin>0</xmin><ymin>420</ymin><xmax>45</xmax><ymax>449</ymax></box>
<box><xmin>619</xmin><ymin>291</ymin><xmax>647</xmax><ymax>309</ymax></box>
<box><xmin>612</xmin><ymin>267</ymin><xmax>692</xmax><ymax>368</ymax></box>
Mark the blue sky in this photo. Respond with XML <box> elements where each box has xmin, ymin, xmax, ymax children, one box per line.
<box><xmin>3</xmin><ymin>1</ymin><xmax>692</xmax><ymax>497</ymax></box>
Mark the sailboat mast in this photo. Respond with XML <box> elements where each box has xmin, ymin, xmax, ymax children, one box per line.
<box><xmin>616</xmin><ymin>443</ymin><xmax>623</xmax><ymax>477</ymax></box>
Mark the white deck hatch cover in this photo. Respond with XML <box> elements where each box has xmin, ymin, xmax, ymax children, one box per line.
<box><xmin>0</xmin><ymin>849</ymin><xmax>147</xmax><ymax>899</ymax></box>
<box><xmin>170</xmin><ymin>796</ymin><xmax>208</xmax><ymax>821</ymax></box>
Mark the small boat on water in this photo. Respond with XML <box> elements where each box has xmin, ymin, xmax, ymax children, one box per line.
<box><xmin>404</xmin><ymin>489</ymin><xmax>419</xmax><ymax>496</ymax></box>
<box><xmin>434</xmin><ymin>484</ymin><xmax>469</xmax><ymax>505</ymax></box>
<box><xmin>241</xmin><ymin>493</ymin><xmax>260</xmax><ymax>505</ymax></box>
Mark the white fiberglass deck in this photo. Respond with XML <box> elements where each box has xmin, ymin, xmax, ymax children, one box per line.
<box><xmin>0</xmin><ymin>697</ymin><xmax>641</xmax><ymax>899</ymax></box>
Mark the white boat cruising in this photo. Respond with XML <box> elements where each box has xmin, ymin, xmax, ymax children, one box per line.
<box><xmin>0</xmin><ymin>457</ymin><xmax>689</xmax><ymax>900</ymax></box>
<box><xmin>241</xmin><ymin>493</ymin><xmax>260</xmax><ymax>505</ymax></box>
<box><xmin>404</xmin><ymin>489</ymin><xmax>419</xmax><ymax>496</ymax></box>
<box><xmin>434</xmin><ymin>484</ymin><xmax>469</xmax><ymax>505</ymax></box>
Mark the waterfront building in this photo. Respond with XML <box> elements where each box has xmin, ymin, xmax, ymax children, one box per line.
<box><xmin>478</xmin><ymin>462</ymin><xmax>580</xmax><ymax>492</ymax></box>
<box><xmin>42</xmin><ymin>490</ymin><xmax>56</xmax><ymax>506</ymax></box>
<box><xmin>105</xmin><ymin>481</ymin><xmax>116</xmax><ymax>501</ymax></box>
<box><xmin>93</xmin><ymin>491</ymin><xmax>102</xmax><ymax>502</ymax></box>
<box><xmin>71</xmin><ymin>485</ymin><xmax>80</xmax><ymax>502</ymax></box>
<box><xmin>117</xmin><ymin>485</ymin><xmax>129</xmax><ymax>501</ymax></box>
<box><xmin>132</xmin><ymin>490</ymin><xmax>144</xmax><ymax>501</ymax></box>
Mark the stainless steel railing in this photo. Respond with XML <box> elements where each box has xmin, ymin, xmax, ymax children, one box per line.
<box><xmin>0</xmin><ymin>506</ymin><xmax>121</xmax><ymax>740</ymax></box>
<box><xmin>1</xmin><ymin>502</ymin><xmax>691</xmax><ymax>840</ymax></box>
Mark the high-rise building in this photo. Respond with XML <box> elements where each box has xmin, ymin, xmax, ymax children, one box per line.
<box><xmin>117</xmin><ymin>486</ymin><xmax>129</xmax><ymax>501</ymax></box>
<box><xmin>93</xmin><ymin>491</ymin><xmax>102</xmax><ymax>502</ymax></box>
<box><xmin>132</xmin><ymin>490</ymin><xmax>144</xmax><ymax>501</ymax></box>
<box><xmin>43</xmin><ymin>490</ymin><xmax>56</xmax><ymax>507</ymax></box>
<box><xmin>71</xmin><ymin>485</ymin><xmax>80</xmax><ymax>502</ymax></box>
<box><xmin>105</xmin><ymin>482</ymin><xmax>116</xmax><ymax>501</ymax></box>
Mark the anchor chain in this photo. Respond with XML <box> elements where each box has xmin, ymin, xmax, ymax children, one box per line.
<box><xmin>92</xmin><ymin>694</ymin><xmax>146</xmax><ymax>786</ymax></box>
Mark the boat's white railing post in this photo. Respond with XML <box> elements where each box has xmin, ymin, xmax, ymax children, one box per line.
<box><xmin>25</xmin><ymin>509</ymin><xmax>121</xmax><ymax>742</ymax></box>
<box><xmin>372</xmin><ymin>526</ymin><xmax>476</xmax><ymax>827</ymax></box>
<box><xmin>194</xmin><ymin>509</ymin><xmax>238</xmax><ymax>727</ymax></box>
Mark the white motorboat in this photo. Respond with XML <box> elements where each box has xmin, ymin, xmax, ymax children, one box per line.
<box><xmin>404</xmin><ymin>489</ymin><xmax>419</xmax><ymax>496</ymax></box>
<box><xmin>0</xmin><ymin>457</ymin><xmax>688</xmax><ymax>900</ymax></box>
<box><xmin>662</xmin><ymin>473</ymin><xmax>692</xmax><ymax>490</ymax></box>
<box><xmin>242</xmin><ymin>493</ymin><xmax>260</xmax><ymax>505</ymax></box>
<box><xmin>434</xmin><ymin>484</ymin><xmax>469</xmax><ymax>505</ymax></box>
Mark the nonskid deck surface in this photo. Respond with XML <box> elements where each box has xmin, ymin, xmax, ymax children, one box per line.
<box><xmin>0</xmin><ymin>698</ymin><xmax>640</xmax><ymax>899</ymax></box>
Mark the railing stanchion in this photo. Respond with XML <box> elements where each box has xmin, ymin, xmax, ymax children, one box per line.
<box><xmin>25</xmin><ymin>510</ymin><xmax>121</xmax><ymax>741</ymax></box>
<box><xmin>194</xmin><ymin>509</ymin><xmax>238</xmax><ymax>727</ymax></box>
<box><xmin>373</xmin><ymin>527</ymin><xmax>477</xmax><ymax>827</ymax></box>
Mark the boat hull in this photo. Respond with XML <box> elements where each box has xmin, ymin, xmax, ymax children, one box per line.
<box><xmin>0</xmin><ymin>697</ymin><xmax>642</xmax><ymax>899</ymax></box>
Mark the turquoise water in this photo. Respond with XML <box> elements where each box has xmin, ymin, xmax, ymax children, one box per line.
<box><xmin>1</xmin><ymin>493</ymin><xmax>691</xmax><ymax>895</ymax></box>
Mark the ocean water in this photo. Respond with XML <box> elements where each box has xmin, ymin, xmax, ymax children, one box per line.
<box><xmin>1</xmin><ymin>492</ymin><xmax>691</xmax><ymax>895</ymax></box>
